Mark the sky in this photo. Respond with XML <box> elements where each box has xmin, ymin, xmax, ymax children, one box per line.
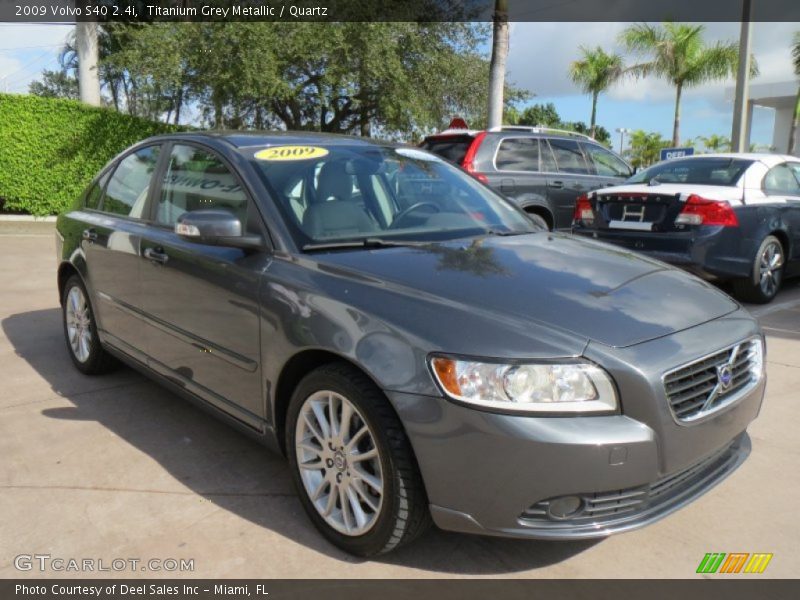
<box><xmin>505</xmin><ymin>22</ymin><xmax>799</xmax><ymax>150</ymax></box>
<box><xmin>0</xmin><ymin>21</ymin><xmax>798</xmax><ymax>150</ymax></box>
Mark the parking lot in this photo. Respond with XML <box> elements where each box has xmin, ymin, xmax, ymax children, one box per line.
<box><xmin>1</xmin><ymin>223</ymin><xmax>798</xmax><ymax>579</ymax></box>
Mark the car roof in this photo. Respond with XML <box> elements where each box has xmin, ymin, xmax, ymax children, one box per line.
<box><xmin>424</xmin><ymin>128</ymin><xmax>603</xmax><ymax>145</ymax></box>
<box><xmin>678</xmin><ymin>152</ymin><xmax>798</xmax><ymax>167</ymax></box>
<box><xmin>146</xmin><ymin>130</ymin><xmax>404</xmax><ymax>150</ymax></box>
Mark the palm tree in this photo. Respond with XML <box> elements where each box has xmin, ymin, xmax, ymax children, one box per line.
<box><xmin>569</xmin><ymin>46</ymin><xmax>624</xmax><ymax>139</ymax></box>
<box><xmin>625</xmin><ymin>129</ymin><xmax>670</xmax><ymax>168</ymax></box>
<box><xmin>788</xmin><ymin>32</ymin><xmax>800</xmax><ymax>154</ymax></box>
<box><xmin>487</xmin><ymin>0</ymin><xmax>509</xmax><ymax>129</ymax></box>
<box><xmin>621</xmin><ymin>23</ymin><xmax>749</xmax><ymax>147</ymax></box>
<box><xmin>697</xmin><ymin>134</ymin><xmax>731</xmax><ymax>153</ymax></box>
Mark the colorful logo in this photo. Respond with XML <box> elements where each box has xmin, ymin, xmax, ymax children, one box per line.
<box><xmin>696</xmin><ymin>552</ymin><xmax>773</xmax><ymax>574</ymax></box>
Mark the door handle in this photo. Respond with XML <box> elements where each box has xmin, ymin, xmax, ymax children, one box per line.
<box><xmin>143</xmin><ymin>247</ymin><xmax>169</xmax><ymax>265</ymax></box>
<box><xmin>82</xmin><ymin>228</ymin><xmax>97</xmax><ymax>242</ymax></box>
<box><xmin>549</xmin><ymin>181</ymin><xmax>564</xmax><ymax>189</ymax></box>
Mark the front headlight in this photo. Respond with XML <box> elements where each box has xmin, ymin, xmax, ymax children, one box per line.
<box><xmin>429</xmin><ymin>356</ymin><xmax>618</xmax><ymax>414</ymax></box>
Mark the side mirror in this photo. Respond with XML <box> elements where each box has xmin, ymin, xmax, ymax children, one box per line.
<box><xmin>175</xmin><ymin>209</ymin><xmax>264</xmax><ymax>251</ymax></box>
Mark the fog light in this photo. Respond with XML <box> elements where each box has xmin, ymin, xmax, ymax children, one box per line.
<box><xmin>548</xmin><ymin>495</ymin><xmax>584</xmax><ymax>519</ymax></box>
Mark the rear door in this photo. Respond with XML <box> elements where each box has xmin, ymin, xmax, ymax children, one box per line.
<box><xmin>543</xmin><ymin>138</ymin><xmax>596</xmax><ymax>229</ymax></box>
<box><xmin>763</xmin><ymin>162</ymin><xmax>800</xmax><ymax>266</ymax></box>
<box><xmin>82</xmin><ymin>144</ymin><xmax>163</xmax><ymax>359</ymax></box>
<box><xmin>488</xmin><ymin>137</ymin><xmax>549</xmax><ymax>217</ymax></box>
<box><xmin>139</xmin><ymin>143</ymin><xmax>267</xmax><ymax>425</ymax></box>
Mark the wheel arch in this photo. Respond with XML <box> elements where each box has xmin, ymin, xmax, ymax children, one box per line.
<box><xmin>768</xmin><ymin>228</ymin><xmax>791</xmax><ymax>260</ymax></box>
<box><xmin>272</xmin><ymin>349</ymin><xmax>391</xmax><ymax>456</ymax></box>
<box><xmin>522</xmin><ymin>204</ymin><xmax>555</xmax><ymax>230</ymax></box>
<box><xmin>57</xmin><ymin>261</ymin><xmax>83</xmax><ymax>305</ymax></box>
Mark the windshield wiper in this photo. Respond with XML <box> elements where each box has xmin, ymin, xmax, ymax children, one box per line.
<box><xmin>483</xmin><ymin>229</ymin><xmax>539</xmax><ymax>237</ymax></box>
<box><xmin>302</xmin><ymin>238</ymin><xmax>430</xmax><ymax>252</ymax></box>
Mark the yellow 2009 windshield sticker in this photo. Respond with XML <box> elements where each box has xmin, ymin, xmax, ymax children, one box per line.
<box><xmin>254</xmin><ymin>146</ymin><xmax>329</xmax><ymax>161</ymax></box>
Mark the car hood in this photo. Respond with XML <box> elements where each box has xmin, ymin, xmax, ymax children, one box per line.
<box><xmin>309</xmin><ymin>233</ymin><xmax>739</xmax><ymax>349</ymax></box>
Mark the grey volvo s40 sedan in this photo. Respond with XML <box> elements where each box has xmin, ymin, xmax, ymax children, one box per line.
<box><xmin>56</xmin><ymin>132</ymin><xmax>765</xmax><ymax>556</ymax></box>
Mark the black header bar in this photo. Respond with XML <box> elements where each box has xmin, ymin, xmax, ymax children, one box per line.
<box><xmin>1</xmin><ymin>0</ymin><xmax>800</xmax><ymax>23</ymax></box>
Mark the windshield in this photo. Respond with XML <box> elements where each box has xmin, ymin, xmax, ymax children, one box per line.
<box><xmin>419</xmin><ymin>135</ymin><xmax>475</xmax><ymax>164</ymax></box>
<box><xmin>249</xmin><ymin>144</ymin><xmax>535</xmax><ymax>248</ymax></box>
<box><xmin>626</xmin><ymin>157</ymin><xmax>753</xmax><ymax>187</ymax></box>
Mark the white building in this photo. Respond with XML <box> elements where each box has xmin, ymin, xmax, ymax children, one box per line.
<box><xmin>727</xmin><ymin>81</ymin><xmax>799</xmax><ymax>155</ymax></box>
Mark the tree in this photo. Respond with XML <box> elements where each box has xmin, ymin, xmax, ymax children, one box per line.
<box><xmin>28</xmin><ymin>70</ymin><xmax>79</xmax><ymax>99</ymax></box>
<box><xmin>789</xmin><ymin>31</ymin><xmax>800</xmax><ymax>155</ymax></box>
<box><xmin>39</xmin><ymin>22</ymin><xmax>524</xmax><ymax>137</ymax></box>
<box><xmin>621</xmin><ymin>23</ymin><xmax>749</xmax><ymax>146</ymax></box>
<box><xmin>697</xmin><ymin>134</ymin><xmax>731</xmax><ymax>153</ymax></box>
<box><xmin>487</xmin><ymin>0</ymin><xmax>509</xmax><ymax>129</ymax></box>
<box><xmin>510</xmin><ymin>102</ymin><xmax>562</xmax><ymax>127</ymax></box>
<box><xmin>569</xmin><ymin>46</ymin><xmax>624</xmax><ymax>138</ymax></box>
<box><xmin>562</xmin><ymin>121</ymin><xmax>612</xmax><ymax>146</ymax></box>
<box><xmin>508</xmin><ymin>102</ymin><xmax>612</xmax><ymax>146</ymax></box>
<box><xmin>625</xmin><ymin>130</ymin><xmax>670</xmax><ymax>168</ymax></box>
<box><xmin>75</xmin><ymin>22</ymin><xmax>101</xmax><ymax>106</ymax></box>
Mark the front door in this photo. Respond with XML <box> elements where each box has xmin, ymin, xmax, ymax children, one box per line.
<box><xmin>140</xmin><ymin>143</ymin><xmax>267</xmax><ymax>425</ymax></box>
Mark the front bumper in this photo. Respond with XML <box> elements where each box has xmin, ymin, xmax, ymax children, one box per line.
<box><xmin>386</xmin><ymin>310</ymin><xmax>764</xmax><ymax>539</ymax></box>
<box><xmin>571</xmin><ymin>226</ymin><xmax>753</xmax><ymax>280</ymax></box>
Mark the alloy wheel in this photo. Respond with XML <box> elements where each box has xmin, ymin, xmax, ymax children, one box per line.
<box><xmin>294</xmin><ymin>390</ymin><xmax>384</xmax><ymax>536</ymax></box>
<box><xmin>758</xmin><ymin>240</ymin><xmax>783</xmax><ymax>298</ymax></box>
<box><xmin>65</xmin><ymin>286</ymin><xmax>92</xmax><ymax>363</ymax></box>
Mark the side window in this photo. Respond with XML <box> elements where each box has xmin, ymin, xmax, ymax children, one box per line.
<box><xmin>103</xmin><ymin>146</ymin><xmax>161</xmax><ymax>218</ymax></box>
<box><xmin>157</xmin><ymin>144</ymin><xmax>248</xmax><ymax>228</ymax></box>
<box><xmin>540</xmin><ymin>140</ymin><xmax>558</xmax><ymax>172</ymax></box>
<box><xmin>764</xmin><ymin>164</ymin><xmax>800</xmax><ymax>196</ymax></box>
<box><xmin>84</xmin><ymin>171</ymin><xmax>110</xmax><ymax>210</ymax></box>
<box><xmin>548</xmin><ymin>139</ymin><xmax>591</xmax><ymax>175</ymax></box>
<box><xmin>788</xmin><ymin>163</ymin><xmax>800</xmax><ymax>189</ymax></box>
<box><xmin>582</xmin><ymin>144</ymin><xmax>632</xmax><ymax>178</ymax></box>
<box><xmin>494</xmin><ymin>138</ymin><xmax>540</xmax><ymax>171</ymax></box>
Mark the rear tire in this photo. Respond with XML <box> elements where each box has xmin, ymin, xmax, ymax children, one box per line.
<box><xmin>524</xmin><ymin>210</ymin><xmax>551</xmax><ymax>231</ymax></box>
<box><xmin>62</xmin><ymin>275</ymin><xmax>119</xmax><ymax>374</ymax></box>
<box><xmin>286</xmin><ymin>362</ymin><xmax>431</xmax><ymax>556</ymax></box>
<box><xmin>733</xmin><ymin>235</ymin><xmax>785</xmax><ymax>304</ymax></box>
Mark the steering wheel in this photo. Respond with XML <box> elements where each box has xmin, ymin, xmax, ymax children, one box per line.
<box><xmin>389</xmin><ymin>202</ymin><xmax>441</xmax><ymax>229</ymax></box>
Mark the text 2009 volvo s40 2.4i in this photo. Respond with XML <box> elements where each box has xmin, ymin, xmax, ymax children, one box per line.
<box><xmin>56</xmin><ymin>133</ymin><xmax>765</xmax><ymax>556</ymax></box>
<box><xmin>572</xmin><ymin>153</ymin><xmax>800</xmax><ymax>303</ymax></box>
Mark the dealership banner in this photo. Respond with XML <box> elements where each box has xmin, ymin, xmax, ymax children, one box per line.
<box><xmin>1</xmin><ymin>0</ymin><xmax>800</xmax><ymax>23</ymax></box>
<box><xmin>4</xmin><ymin>580</ymin><xmax>800</xmax><ymax>600</ymax></box>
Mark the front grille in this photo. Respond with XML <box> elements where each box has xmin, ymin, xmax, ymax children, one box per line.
<box><xmin>663</xmin><ymin>338</ymin><xmax>762</xmax><ymax>422</ymax></box>
<box><xmin>521</xmin><ymin>441</ymin><xmax>737</xmax><ymax>524</ymax></box>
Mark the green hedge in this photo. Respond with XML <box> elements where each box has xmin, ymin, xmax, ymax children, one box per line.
<box><xmin>0</xmin><ymin>94</ymin><xmax>183</xmax><ymax>215</ymax></box>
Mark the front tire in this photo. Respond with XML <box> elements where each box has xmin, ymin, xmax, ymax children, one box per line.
<box><xmin>62</xmin><ymin>275</ymin><xmax>118</xmax><ymax>374</ymax></box>
<box><xmin>286</xmin><ymin>363</ymin><xmax>430</xmax><ymax>556</ymax></box>
<box><xmin>733</xmin><ymin>235</ymin><xmax>785</xmax><ymax>304</ymax></box>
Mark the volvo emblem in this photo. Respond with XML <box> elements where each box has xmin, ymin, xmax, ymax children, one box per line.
<box><xmin>717</xmin><ymin>364</ymin><xmax>734</xmax><ymax>390</ymax></box>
